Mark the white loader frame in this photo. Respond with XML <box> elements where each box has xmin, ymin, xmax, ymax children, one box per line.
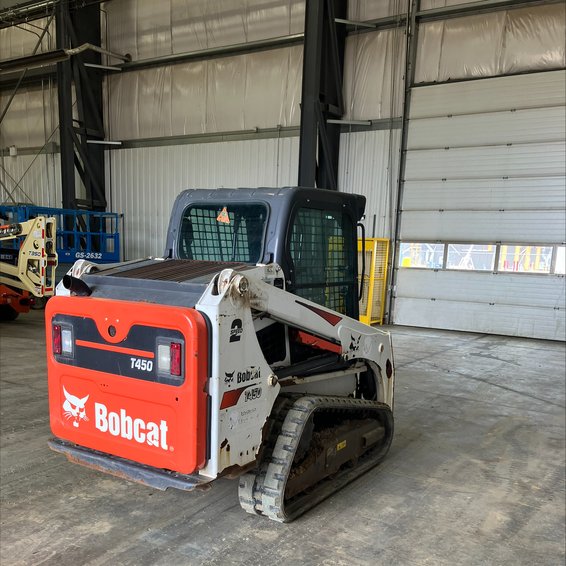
<box><xmin>196</xmin><ymin>263</ymin><xmax>394</xmax><ymax>479</ymax></box>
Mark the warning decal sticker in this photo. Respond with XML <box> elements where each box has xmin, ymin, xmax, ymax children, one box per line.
<box><xmin>217</xmin><ymin>207</ymin><xmax>230</xmax><ymax>224</ymax></box>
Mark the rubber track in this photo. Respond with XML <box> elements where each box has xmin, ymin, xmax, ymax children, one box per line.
<box><xmin>238</xmin><ymin>395</ymin><xmax>393</xmax><ymax>523</ymax></box>
<box><xmin>238</xmin><ymin>395</ymin><xmax>298</xmax><ymax>515</ymax></box>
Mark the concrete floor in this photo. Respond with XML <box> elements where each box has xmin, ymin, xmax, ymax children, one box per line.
<box><xmin>1</xmin><ymin>310</ymin><xmax>564</xmax><ymax>566</ymax></box>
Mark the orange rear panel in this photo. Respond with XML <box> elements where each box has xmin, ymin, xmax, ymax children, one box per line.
<box><xmin>46</xmin><ymin>296</ymin><xmax>209</xmax><ymax>474</ymax></box>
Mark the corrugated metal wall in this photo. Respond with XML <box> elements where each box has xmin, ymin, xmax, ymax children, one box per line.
<box><xmin>110</xmin><ymin>128</ymin><xmax>400</xmax><ymax>259</ymax></box>
<box><xmin>415</xmin><ymin>3</ymin><xmax>565</xmax><ymax>83</ymax></box>
<box><xmin>339</xmin><ymin>129</ymin><xmax>401</xmax><ymax>239</ymax></box>
<box><xmin>395</xmin><ymin>271</ymin><xmax>565</xmax><ymax>339</ymax></box>
<box><xmin>0</xmin><ymin>152</ymin><xmax>61</xmax><ymax>207</ymax></box>
<box><xmin>2</xmin><ymin>1</ymin><xmax>565</xmax><ymax>341</ymax></box>
<box><xmin>106</xmin><ymin>46</ymin><xmax>303</xmax><ymax>139</ymax></box>
<box><xmin>394</xmin><ymin>70</ymin><xmax>566</xmax><ymax>340</ymax></box>
<box><xmin>102</xmin><ymin>20</ymin><xmax>405</xmax><ymax>260</ymax></box>
<box><xmin>108</xmin><ymin>137</ymin><xmax>300</xmax><ymax>258</ymax></box>
<box><xmin>103</xmin><ymin>0</ymin><xmax>306</xmax><ymax>59</ymax></box>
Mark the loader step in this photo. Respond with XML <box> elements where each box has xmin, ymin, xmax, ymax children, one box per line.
<box><xmin>238</xmin><ymin>395</ymin><xmax>393</xmax><ymax>522</ymax></box>
<box><xmin>49</xmin><ymin>439</ymin><xmax>214</xmax><ymax>491</ymax></box>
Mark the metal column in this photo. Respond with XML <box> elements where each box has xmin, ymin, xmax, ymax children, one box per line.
<box><xmin>298</xmin><ymin>0</ymin><xmax>346</xmax><ymax>190</ymax></box>
<box><xmin>56</xmin><ymin>0</ymin><xmax>106</xmax><ymax>211</ymax></box>
<box><xmin>56</xmin><ymin>1</ymin><xmax>75</xmax><ymax>209</ymax></box>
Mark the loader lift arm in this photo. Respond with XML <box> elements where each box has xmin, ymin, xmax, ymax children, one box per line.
<box><xmin>213</xmin><ymin>266</ymin><xmax>393</xmax><ymax>401</ymax></box>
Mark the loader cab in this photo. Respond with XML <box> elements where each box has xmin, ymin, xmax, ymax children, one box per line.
<box><xmin>166</xmin><ymin>187</ymin><xmax>365</xmax><ymax>320</ymax></box>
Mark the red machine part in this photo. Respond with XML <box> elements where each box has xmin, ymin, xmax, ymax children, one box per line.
<box><xmin>0</xmin><ymin>285</ymin><xmax>33</xmax><ymax>318</ymax></box>
<box><xmin>46</xmin><ymin>296</ymin><xmax>209</xmax><ymax>475</ymax></box>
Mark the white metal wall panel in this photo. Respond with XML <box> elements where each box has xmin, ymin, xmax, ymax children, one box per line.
<box><xmin>0</xmin><ymin>153</ymin><xmax>61</xmax><ymax>207</ymax></box>
<box><xmin>343</xmin><ymin>29</ymin><xmax>405</xmax><ymax>120</ymax></box>
<box><xmin>420</xmin><ymin>0</ymin><xmax>486</xmax><ymax>9</ymax></box>
<box><xmin>103</xmin><ymin>0</ymin><xmax>305</xmax><ymax>60</ymax></box>
<box><xmin>0</xmin><ymin>85</ymin><xmax>59</xmax><ymax>149</ymax></box>
<box><xmin>410</xmin><ymin>70</ymin><xmax>566</xmax><ymax>118</ymax></box>
<box><xmin>338</xmin><ymin>129</ymin><xmax>401</xmax><ymax>238</ymax></box>
<box><xmin>400</xmin><ymin>210</ymin><xmax>566</xmax><ymax>244</ymax></box>
<box><xmin>107</xmin><ymin>46</ymin><xmax>302</xmax><ymax>139</ymax></box>
<box><xmin>415</xmin><ymin>4</ymin><xmax>566</xmax><ymax>83</ymax></box>
<box><xmin>348</xmin><ymin>0</ymin><xmax>406</xmax><ymax>20</ymax></box>
<box><xmin>395</xmin><ymin>270</ymin><xmax>565</xmax><ymax>341</ymax></box>
<box><xmin>395</xmin><ymin>297</ymin><xmax>565</xmax><ymax>341</ymax></box>
<box><xmin>397</xmin><ymin>270</ymin><xmax>565</xmax><ymax>310</ymax></box>
<box><xmin>0</xmin><ymin>16</ymin><xmax>54</xmax><ymax>59</ymax></box>
<box><xmin>107</xmin><ymin>126</ymin><xmax>401</xmax><ymax>260</ymax></box>
<box><xmin>402</xmin><ymin>177</ymin><xmax>566</xmax><ymax>212</ymax></box>
<box><xmin>407</xmin><ymin>106</ymin><xmax>566</xmax><ymax>149</ymax></box>
<box><xmin>405</xmin><ymin>142</ymin><xmax>566</xmax><ymax>181</ymax></box>
<box><xmin>106</xmin><ymin>137</ymin><xmax>299</xmax><ymax>259</ymax></box>
<box><xmin>395</xmin><ymin>71</ymin><xmax>566</xmax><ymax>340</ymax></box>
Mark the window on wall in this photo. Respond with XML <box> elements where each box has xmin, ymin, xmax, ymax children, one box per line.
<box><xmin>398</xmin><ymin>242</ymin><xmax>564</xmax><ymax>275</ymax></box>
<box><xmin>446</xmin><ymin>244</ymin><xmax>496</xmax><ymax>271</ymax></box>
<box><xmin>398</xmin><ymin>243</ymin><xmax>444</xmax><ymax>269</ymax></box>
<box><xmin>498</xmin><ymin>245</ymin><xmax>553</xmax><ymax>274</ymax></box>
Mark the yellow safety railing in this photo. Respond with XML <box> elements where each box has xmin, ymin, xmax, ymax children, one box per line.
<box><xmin>358</xmin><ymin>238</ymin><xmax>389</xmax><ymax>325</ymax></box>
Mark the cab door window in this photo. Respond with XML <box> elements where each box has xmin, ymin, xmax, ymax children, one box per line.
<box><xmin>288</xmin><ymin>207</ymin><xmax>356</xmax><ymax>316</ymax></box>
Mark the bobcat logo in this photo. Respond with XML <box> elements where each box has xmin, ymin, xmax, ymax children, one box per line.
<box><xmin>62</xmin><ymin>386</ymin><xmax>89</xmax><ymax>428</ymax></box>
<box><xmin>224</xmin><ymin>371</ymin><xmax>235</xmax><ymax>384</ymax></box>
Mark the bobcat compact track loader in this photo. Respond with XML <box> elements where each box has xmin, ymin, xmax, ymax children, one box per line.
<box><xmin>46</xmin><ymin>187</ymin><xmax>394</xmax><ymax>522</ymax></box>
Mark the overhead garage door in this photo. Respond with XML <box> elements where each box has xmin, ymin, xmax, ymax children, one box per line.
<box><xmin>393</xmin><ymin>70</ymin><xmax>566</xmax><ymax>341</ymax></box>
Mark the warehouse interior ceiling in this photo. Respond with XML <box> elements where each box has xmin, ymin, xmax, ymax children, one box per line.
<box><xmin>0</xmin><ymin>0</ymin><xmax>564</xmax><ymax>340</ymax></box>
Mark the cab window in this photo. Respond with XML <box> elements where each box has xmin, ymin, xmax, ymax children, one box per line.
<box><xmin>288</xmin><ymin>207</ymin><xmax>356</xmax><ymax>315</ymax></box>
<box><xmin>178</xmin><ymin>203</ymin><xmax>267</xmax><ymax>263</ymax></box>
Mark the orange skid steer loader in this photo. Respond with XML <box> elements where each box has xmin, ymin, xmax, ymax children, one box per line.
<box><xmin>47</xmin><ymin>188</ymin><xmax>394</xmax><ymax>522</ymax></box>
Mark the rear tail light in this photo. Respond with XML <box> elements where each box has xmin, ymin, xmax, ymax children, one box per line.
<box><xmin>53</xmin><ymin>324</ymin><xmax>62</xmax><ymax>355</ymax></box>
<box><xmin>157</xmin><ymin>341</ymin><xmax>183</xmax><ymax>377</ymax></box>
<box><xmin>52</xmin><ymin>323</ymin><xmax>73</xmax><ymax>356</ymax></box>
<box><xmin>170</xmin><ymin>343</ymin><xmax>182</xmax><ymax>376</ymax></box>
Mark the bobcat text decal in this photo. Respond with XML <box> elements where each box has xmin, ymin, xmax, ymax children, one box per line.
<box><xmin>62</xmin><ymin>387</ymin><xmax>169</xmax><ymax>450</ymax></box>
<box><xmin>94</xmin><ymin>404</ymin><xmax>169</xmax><ymax>450</ymax></box>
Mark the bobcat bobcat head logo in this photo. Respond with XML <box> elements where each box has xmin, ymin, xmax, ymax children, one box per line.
<box><xmin>62</xmin><ymin>386</ymin><xmax>89</xmax><ymax>428</ymax></box>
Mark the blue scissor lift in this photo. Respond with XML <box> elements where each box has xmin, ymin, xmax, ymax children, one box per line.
<box><xmin>0</xmin><ymin>205</ymin><xmax>122</xmax><ymax>272</ymax></box>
